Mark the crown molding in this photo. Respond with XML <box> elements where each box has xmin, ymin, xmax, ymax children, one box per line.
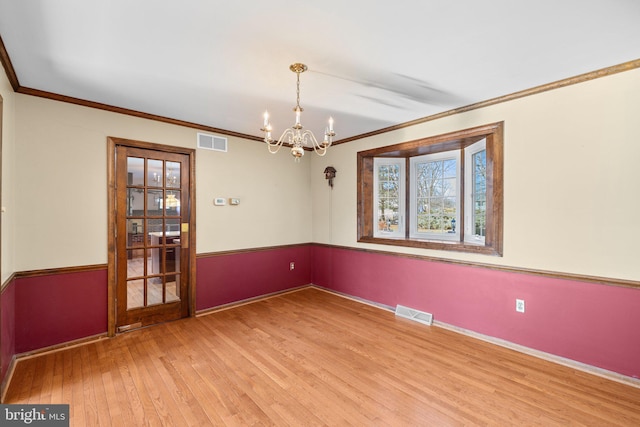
<box><xmin>1</xmin><ymin>35</ymin><xmax>639</xmax><ymax>145</ymax></box>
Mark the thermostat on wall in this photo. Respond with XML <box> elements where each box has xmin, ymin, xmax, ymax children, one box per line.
<box><xmin>214</xmin><ymin>198</ymin><xmax>226</xmax><ymax>206</ymax></box>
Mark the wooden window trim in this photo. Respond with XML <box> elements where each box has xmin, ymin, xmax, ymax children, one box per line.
<box><xmin>357</xmin><ymin>122</ymin><xmax>504</xmax><ymax>256</ymax></box>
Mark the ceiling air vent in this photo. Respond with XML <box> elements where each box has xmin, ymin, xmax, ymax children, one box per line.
<box><xmin>197</xmin><ymin>133</ymin><xmax>227</xmax><ymax>152</ymax></box>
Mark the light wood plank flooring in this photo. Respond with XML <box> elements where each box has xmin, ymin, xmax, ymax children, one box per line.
<box><xmin>5</xmin><ymin>287</ymin><xmax>640</xmax><ymax>426</ymax></box>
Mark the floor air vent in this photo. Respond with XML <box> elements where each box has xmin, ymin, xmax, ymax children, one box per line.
<box><xmin>395</xmin><ymin>305</ymin><xmax>433</xmax><ymax>326</ymax></box>
<box><xmin>197</xmin><ymin>132</ymin><xmax>227</xmax><ymax>152</ymax></box>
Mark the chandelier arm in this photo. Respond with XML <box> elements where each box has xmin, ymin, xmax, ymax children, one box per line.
<box><xmin>266</xmin><ymin>128</ymin><xmax>294</xmax><ymax>154</ymax></box>
<box><xmin>267</xmin><ymin>144</ymin><xmax>281</xmax><ymax>154</ymax></box>
<box><xmin>301</xmin><ymin>130</ymin><xmax>328</xmax><ymax>156</ymax></box>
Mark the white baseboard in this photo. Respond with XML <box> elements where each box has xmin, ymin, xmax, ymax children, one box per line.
<box><xmin>195</xmin><ymin>284</ymin><xmax>312</xmax><ymax>317</ymax></box>
<box><xmin>433</xmin><ymin>320</ymin><xmax>640</xmax><ymax>389</ymax></box>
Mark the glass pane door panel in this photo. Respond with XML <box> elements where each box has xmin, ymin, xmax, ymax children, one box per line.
<box><xmin>145</xmin><ymin>249</ymin><xmax>153</xmax><ymax>277</ymax></box>
<box><xmin>166</xmin><ymin>161</ymin><xmax>181</xmax><ymax>188</ymax></box>
<box><xmin>128</xmin><ymin>189</ymin><xmax>143</xmax><ymax>215</ymax></box>
<box><xmin>127</xmin><ymin>279</ymin><xmax>144</xmax><ymax>309</ymax></box>
<box><xmin>147</xmin><ymin>218</ymin><xmax>163</xmax><ymax>236</ymax></box>
<box><xmin>127</xmin><ymin>157</ymin><xmax>144</xmax><ymax>186</ymax></box>
<box><xmin>126</xmin><ymin>189</ymin><xmax>134</xmax><ymax>215</ymax></box>
<box><xmin>166</xmin><ymin>218</ymin><xmax>180</xmax><ymax>233</ymax></box>
<box><xmin>147</xmin><ymin>189</ymin><xmax>163</xmax><ymax>215</ymax></box>
<box><xmin>148</xmin><ymin>159</ymin><xmax>163</xmax><ymax>187</ymax></box>
<box><xmin>127</xmin><ymin>219</ymin><xmax>143</xmax><ymax>236</ymax></box>
<box><xmin>165</xmin><ymin>190</ymin><xmax>181</xmax><ymax>216</ymax></box>
<box><xmin>165</xmin><ymin>246</ymin><xmax>180</xmax><ymax>276</ymax></box>
<box><xmin>149</xmin><ymin>247</ymin><xmax>161</xmax><ymax>276</ymax></box>
<box><xmin>126</xmin><ymin>250</ymin><xmax>146</xmax><ymax>279</ymax></box>
<box><xmin>167</xmin><ymin>275</ymin><xmax>180</xmax><ymax>302</ymax></box>
<box><xmin>147</xmin><ymin>278</ymin><xmax>163</xmax><ymax>306</ymax></box>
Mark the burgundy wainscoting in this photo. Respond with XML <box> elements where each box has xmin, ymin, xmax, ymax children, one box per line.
<box><xmin>1</xmin><ymin>279</ymin><xmax>16</xmax><ymax>383</ymax></box>
<box><xmin>196</xmin><ymin>245</ymin><xmax>312</xmax><ymax>311</ymax></box>
<box><xmin>311</xmin><ymin>244</ymin><xmax>640</xmax><ymax>379</ymax></box>
<box><xmin>14</xmin><ymin>269</ymin><xmax>108</xmax><ymax>354</ymax></box>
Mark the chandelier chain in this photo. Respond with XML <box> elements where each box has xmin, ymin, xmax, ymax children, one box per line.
<box><xmin>296</xmin><ymin>71</ymin><xmax>301</xmax><ymax>110</ymax></box>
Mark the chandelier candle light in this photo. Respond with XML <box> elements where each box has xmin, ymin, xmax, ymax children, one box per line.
<box><xmin>262</xmin><ymin>63</ymin><xmax>335</xmax><ymax>161</ymax></box>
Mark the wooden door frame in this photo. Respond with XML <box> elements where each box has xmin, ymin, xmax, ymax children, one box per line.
<box><xmin>107</xmin><ymin>137</ymin><xmax>196</xmax><ymax>337</ymax></box>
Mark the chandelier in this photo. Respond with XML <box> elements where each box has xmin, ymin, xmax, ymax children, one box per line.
<box><xmin>261</xmin><ymin>63</ymin><xmax>335</xmax><ymax>161</ymax></box>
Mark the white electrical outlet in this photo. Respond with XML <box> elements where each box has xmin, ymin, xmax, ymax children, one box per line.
<box><xmin>290</xmin><ymin>262</ymin><xmax>295</xmax><ymax>270</ymax></box>
<box><xmin>516</xmin><ymin>299</ymin><xmax>525</xmax><ymax>313</ymax></box>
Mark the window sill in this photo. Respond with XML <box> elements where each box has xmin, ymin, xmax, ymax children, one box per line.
<box><xmin>358</xmin><ymin>236</ymin><xmax>503</xmax><ymax>256</ymax></box>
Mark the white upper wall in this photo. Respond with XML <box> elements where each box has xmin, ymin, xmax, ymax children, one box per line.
<box><xmin>311</xmin><ymin>68</ymin><xmax>640</xmax><ymax>281</ymax></box>
<box><xmin>12</xmin><ymin>95</ymin><xmax>312</xmax><ymax>271</ymax></box>
<box><xmin>0</xmin><ymin>63</ymin><xmax>16</xmax><ymax>284</ymax></box>
<box><xmin>4</xmin><ymin>65</ymin><xmax>640</xmax><ymax>281</ymax></box>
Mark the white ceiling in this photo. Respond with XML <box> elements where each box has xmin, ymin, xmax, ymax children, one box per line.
<box><xmin>1</xmin><ymin>0</ymin><xmax>639</xmax><ymax>142</ymax></box>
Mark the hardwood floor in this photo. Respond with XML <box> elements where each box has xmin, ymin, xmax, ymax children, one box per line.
<box><xmin>5</xmin><ymin>287</ymin><xmax>640</xmax><ymax>426</ymax></box>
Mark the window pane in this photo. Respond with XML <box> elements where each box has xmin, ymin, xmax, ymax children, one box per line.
<box><xmin>431</xmin><ymin>198</ymin><xmax>444</xmax><ymax>215</ymax></box>
<box><xmin>126</xmin><ymin>188</ymin><xmax>134</xmax><ymax>216</ymax></box>
<box><xmin>376</xmin><ymin>163</ymin><xmax>402</xmax><ymax>234</ymax></box>
<box><xmin>443</xmin><ymin>177</ymin><xmax>457</xmax><ymax>197</ymax></box>
<box><xmin>147</xmin><ymin>218</ymin><xmax>163</xmax><ymax>235</ymax></box>
<box><xmin>428</xmin><ymin>216</ymin><xmax>442</xmax><ymax>232</ymax></box>
<box><xmin>475</xmin><ymin>207</ymin><xmax>486</xmax><ymax>236</ymax></box>
<box><xmin>166</xmin><ymin>161</ymin><xmax>181</xmax><ymax>188</ymax></box>
<box><xmin>166</xmin><ymin>218</ymin><xmax>180</xmax><ymax>233</ymax></box>
<box><xmin>127</xmin><ymin>220</ymin><xmax>143</xmax><ymax>242</ymax></box>
<box><xmin>166</xmin><ymin>246</ymin><xmax>180</xmax><ymax>283</ymax></box>
<box><xmin>417</xmin><ymin>213</ymin><xmax>429</xmax><ymax>233</ymax></box>
<box><xmin>126</xmin><ymin>249</ymin><xmax>143</xmax><ymax>279</ymax></box>
<box><xmin>146</xmin><ymin>249</ymin><xmax>153</xmax><ymax>277</ymax></box>
<box><xmin>416</xmin><ymin>163</ymin><xmax>430</xmax><ymax>197</ymax></box>
<box><xmin>165</xmin><ymin>190</ymin><xmax>181</xmax><ymax>216</ymax></box>
<box><xmin>127</xmin><ymin>157</ymin><xmax>144</xmax><ymax>186</ymax></box>
<box><xmin>127</xmin><ymin>279</ymin><xmax>144</xmax><ymax>309</ymax></box>
<box><xmin>444</xmin><ymin>197</ymin><xmax>457</xmax><ymax>219</ymax></box>
<box><xmin>147</xmin><ymin>189</ymin><xmax>163</xmax><ymax>215</ymax></box>
<box><xmin>166</xmin><ymin>274</ymin><xmax>180</xmax><ymax>302</ymax></box>
<box><xmin>443</xmin><ymin>159</ymin><xmax>457</xmax><ymax>178</ymax></box>
<box><xmin>148</xmin><ymin>159</ymin><xmax>163</xmax><ymax>188</ymax></box>
<box><xmin>147</xmin><ymin>277</ymin><xmax>163</xmax><ymax>306</ymax></box>
<box><xmin>378</xmin><ymin>181</ymin><xmax>388</xmax><ymax>197</ymax></box>
<box><xmin>472</xmin><ymin>150</ymin><xmax>487</xmax><ymax>237</ymax></box>
<box><xmin>378</xmin><ymin>200</ymin><xmax>400</xmax><ymax>231</ymax></box>
<box><xmin>389</xmin><ymin>182</ymin><xmax>399</xmax><ymax>198</ymax></box>
<box><xmin>414</xmin><ymin>157</ymin><xmax>458</xmax><ymax>236</ymax></box>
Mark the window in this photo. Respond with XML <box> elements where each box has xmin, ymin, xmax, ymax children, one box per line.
<box><xmin>410</xmin><ymin>149</ymin><xmax>461</xmax><ymax>241</ymax></box>
<box><xmin>373</xmin><ymin>158</ymin><xmax>405</xmax><ymax>238</ymax></box>
<box><xmin>465</xmin><ymin>139</ymin><xmax>487</xmax><ymax>244</ymax></box>
<box><xmin>357</xmin><ymin>122</ymin><xmax>503</xmax><ymax>256</ymax></box>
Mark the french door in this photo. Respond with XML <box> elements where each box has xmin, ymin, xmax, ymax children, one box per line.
<box><xmin>110</xmin><ymin>139</ymin><xmax>195</xmax><ymax>333</ymax></box>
